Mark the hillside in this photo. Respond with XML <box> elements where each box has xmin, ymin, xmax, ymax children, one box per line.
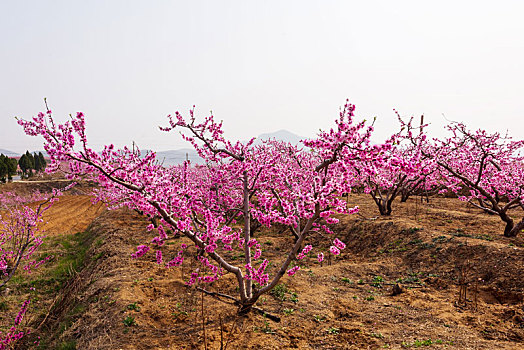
<box><xmin>2</xmin><ymin>184</ymin><xmax>522</xmax><ymax>349</ymax></box>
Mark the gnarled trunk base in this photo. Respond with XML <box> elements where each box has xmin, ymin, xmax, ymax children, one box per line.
<box><xmin>504</xmin><ymin>217</ymin><xmax>524</xmax><ymax>237</ymax></box>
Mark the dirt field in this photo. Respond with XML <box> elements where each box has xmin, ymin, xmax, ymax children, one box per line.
<box><xmin>40</xmin><ymin>195</ymin><xmax>105</xmax><ymax>235</ymax></box>
<box><xmin>2</xmin><ymin>182</ymin><xmax>524</xmax><ymax>349</ymax></box>
<box><xmin>0</xmin><ymin>179</ymin><xmax>105</xmax><ymax>235</ymax></box>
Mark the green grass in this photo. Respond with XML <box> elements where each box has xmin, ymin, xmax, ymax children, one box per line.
<box><xmin>327</xmin><ymin>327</ymin><xmax>339</xmax><ymax>334</ymax></box>
<box><xmin>269</xmin><ymin>283</ymin><xmax>299</xmax><ymax>303</ymax></box>
<box><xmin>27</xmin><ymin>230</ymin><xmax>96</xmax><ymax>349</ymax></box>
<box><xmin>401</xmin><ymin>338</ymin><xmax>452</xmax><ymax>348</ymax></box>
<box><xmin>282</xmin><ymin>308</ymin><xmax>294</xmax><ymax>315</ymax></box>
<box><xmin>313</xmin><ymin>314</ymin><xmax>326</xmax><ymax>323</ymax></box>
<box><xmin>450</xmin><ymin>229</ymin><xmax>493</xmax><ymax>241</ymax></box>
<box><xmin>369</xmin><ymin>332</ymin><xmax>384</xmax><ymax>339</ymax></box>
<box><xmin>27</xmin><ymin>230</ymin><xmax>92</xmax><ymax>293</ymax></box>
<box><xmin>270</xmin><ymin>283</ymin><xmax>288</xmax><ymax>301</ymax></box>
<box><xmin>396</xmin><ymin>271</ymin><xmax>425</xmax><ymax>285</ymax></box>
<box><xmin>123</xmin><ymin>316</ymin><xmax>136</xmax><ymax>327</ymax></box>
<box><xmin>57</xmin><ymin>340</ymin><xmax>77</xmax><ymax>350</ymax></box>
<box><xmin>377</xmin><ymin>238</ymin><xmax>408</xmax><ymax>254</ymax></box>
<box><xmin>289</xmin><ymin>291</ymin><xmax>299</xmax><ymax>303</ymax></box>
<box><xmin>254</xmin><ymin>320</ymin><xmax>275</xmax><ymax>334</ymax></box>
<box><xmin>371</xmin><ymin>275</ymin><xmax>384</xmax><ymax>288</ymax></box>
<box><xmin>93</xmin><ymin>252</ymin><xmax>104</xmax><ymax>260</ymax></box>
<box><xmin>431</xmin><ymin>236</ymin><xmax>448</xmax><ymax>243</ymax></box>
<box><xmin>127</xmin><ymin>302</ymin><xmax>141</xmax><ymax>312</ymax></box>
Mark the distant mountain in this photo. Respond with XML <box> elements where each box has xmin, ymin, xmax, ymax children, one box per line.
<box><xmin>0</xmin><ymin>149</ymin><xmax>19</xmax><ymax>157</ymax></box>
<box><xmin>29</xmin><ymin>150</ymin><xmax>49</xmax><ymax>158</ymax></box>
<box><xmin>256</xmin><ymin>129</ymin><xmax>304</xmax><ymax>145</ymax></box>
<box><xmin>155</xmin><ymin>129</ymin><xmax>304</xmax><ymax>166</ymax></box>
<box><xmin>0</xmin><ymin>149</ymin><xmax>50</xmax><ymax>158</ymax></box>
<box><xmin>156</xmin><ymin>148</ymin><xmax>203</xmax><ymax>166</ymax></box>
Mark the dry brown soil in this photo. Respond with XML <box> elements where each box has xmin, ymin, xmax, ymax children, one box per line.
<box><xmin>2</xmin><ymin>182</ymin><xmax>524</xmax><ymax>349</ymax></box>
<box><xmin>0</xmin><ymin>179</ymin><xmax>105</xmax><ymax>235</ymax></box>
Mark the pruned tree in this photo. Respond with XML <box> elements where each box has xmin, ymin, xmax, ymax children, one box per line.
<box><xmin>351</xmin><ymin>113</ymin><xmax>427</xmax><ymax>215</ymax></box>
<box><xmin>428</xmin><ymin>122</ymin><xmax>524</xmax><ymax>237</ymax></box>
<box><xmin>17</xmin><ymin>101</ymin><xmax>382</xmax><ymax>315</ymax></box>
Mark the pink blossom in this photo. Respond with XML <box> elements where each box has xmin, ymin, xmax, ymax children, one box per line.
<box><xmin>333</xmin><ymin>238</ymin><xmax>346</xmax><ymax>250</ymax></box>
<box><xmin>287</xmin><ymin>266</ymin><xmax>300</xmax><ymax>276</ymax></box>
<box><xmin>156</xmin><ymin>250</ymin><xmax>163</xmax><ymax>264</ymax></box>
<box><xmin>329</xmin><ymin>246</ymin><xmax>341</xmax><ymax>256</ymax></box>
<box><xmin>14</xmin><ymin>300</ymin><xmax>30</xmax><ymax>326</ymax></box>
<box><xmin>132</xmin><ymin>245</ymin><xmax>150</xmax><ymax>259</ymax></box>
<box><xmin>297</xmin><ymin>244</ymin><xmax>313</xmax><ymax>260</ymax></box>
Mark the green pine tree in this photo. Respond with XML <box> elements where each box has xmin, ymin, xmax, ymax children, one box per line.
<box><xmin>18</xmin><ymin>154</ymin><xmax>27</xmax><ymax>176</ymax></box>
<box><xmin>7</xmin><ymin>158</ymin><xmax>17</xmax><ymax>180</ymax></box>
<box><xmin>0</xmin><ymin>155</ymin><xmax>7</xmax><ymax>182</ymax></box>
<box><xmin>34</xmin><ymin>152</ymin><xmax>41</xmax><ymax>172</ymax></box>
<box><xmin>25</xmin><ymin>151</ymin><xmax>34</xmax><ymax>170</ymax></box>
<box><xmin>38</xmin><ymin>152</ymin><xmax>46</xmax><ymax>171</ymax></box>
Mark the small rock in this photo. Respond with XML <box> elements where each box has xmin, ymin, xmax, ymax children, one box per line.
<box><xmin>391</xmin><ymin>284</ymin><xmax>402</xmax><ymax>296</ymax></box>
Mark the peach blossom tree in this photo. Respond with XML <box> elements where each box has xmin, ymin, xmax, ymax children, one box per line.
<box><xmin>18</xmin><ymin>101</ymin><xmax>384</xmax><ymax>315</ymax></box>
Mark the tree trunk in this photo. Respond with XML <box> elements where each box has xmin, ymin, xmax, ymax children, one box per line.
<box><xmin>505</xmin><ymin>217</ymin><xmax>524</xmax><ymax>237</ymax></box>
<box><xmin>238</xmin><ymin>298</ymin><xmax>257</xmax><ymax>315</ymax></box>
<box><xmin>400</xmin><ymin>190</ymin><xmax>409</xmax><ymax>203</ymax></box>
<box><xmin>386</xmin><ymin>199</ymin><xmax>393</xmax><ymax>215</ymax></box>
<box><xmin>242</xmin><ymin>171</ymin><xmax>252</xmax><ymax>299</ymax></box>
<box><xmin>499</xmin><ymin>211</ymin><xmax>520</xmax><ymax>237</ymax></box>
<box><xmin>376</xmin><ymin>200</ymin><xmax>391</xmax><ymax>216</ymax></box>
<box><xmin>237</xmin><ymin>296</ymin><xmax>280</xmax><ymax>321</ymax></box>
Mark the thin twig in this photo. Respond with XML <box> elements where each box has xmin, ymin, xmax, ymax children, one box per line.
<box><xmin>219</xmin><ymin>315</ymin><xmax>224</xmax><ymax>350</ymax></box>
<box><xmin>201</xmin><ymin>289</ymin><xmax>207</xmax><ymax>350</ymax></box>
<box><xmin>196</xmin><ymin>287</ymin><xmax>281</xmax><ymax>322</ymax></box>
<box><xmin>196</xmin><ymin>287</ymin><xmax>237</xmax><ymax>305</ymax></box>
<box><xmin>223</xmin><ymin>314</ymin><xmax>239</xmax><ymax>350</ymax></box>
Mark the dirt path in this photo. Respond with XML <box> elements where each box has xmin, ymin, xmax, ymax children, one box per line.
<box><xmin>14</xmin><ymin>179</ymin><xmax>73</xmax><ymax>183</ymax></box>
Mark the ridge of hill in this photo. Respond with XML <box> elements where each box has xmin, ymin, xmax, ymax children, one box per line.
<box><xmin>0</xmin><ymin>148</ymin><xmax>19</xmax><ymax>157</ymax></box>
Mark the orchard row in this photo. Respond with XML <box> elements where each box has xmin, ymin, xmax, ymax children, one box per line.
<box><xmin>9</xmin><ymin>101</ymin><xmax>523</xmax><ymax>320</ymax></box>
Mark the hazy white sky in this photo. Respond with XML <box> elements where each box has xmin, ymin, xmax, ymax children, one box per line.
<box><xmin>1</xmin><ymin>1</ymin><xmax>523</xmax><ymax>153</ymax></box>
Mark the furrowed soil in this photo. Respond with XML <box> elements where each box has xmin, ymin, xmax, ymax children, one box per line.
<box><xmin>2</xmin><ymin>182</ymin><xmax>523</xmax><ymax>349</ymax></box>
